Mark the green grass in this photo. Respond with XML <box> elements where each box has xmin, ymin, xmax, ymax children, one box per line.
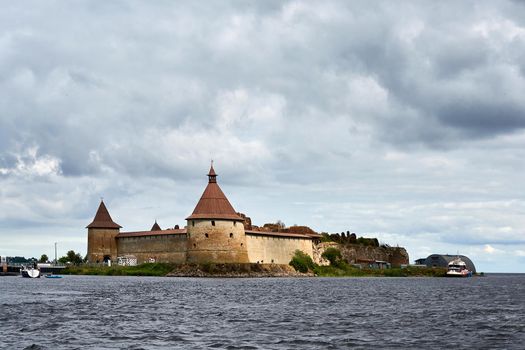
<box><xmin>289</xmin><ymin>250</ymin><xmax>316</xmax><ymax>273</ymax></box>
<box><xmin>62</xmin><ymin>263</ymin><xmax>175</xmax><ymax>276</ymax></box>
<box><xmin>63</xmin><ymin>261</ymin><xmax>448</xmax><ymax>278</ymax></box>
<box><xmin>288</xmin><ymin>250</ymin><xmax>447</xmax><ymax>277</ymax></box>
<box><xmin>313</xmin><ymin>264</ymin><xmax>448</xmax><ymax>277</ymax></box>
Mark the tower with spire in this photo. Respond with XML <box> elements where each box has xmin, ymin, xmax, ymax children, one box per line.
<box><xmin>185</xmin><ymin>162</ymin><xmax>249</xmax><ymax>263</ymax></box>
<box><xmin>86</xmin><ymin>200</ymin><xmax>122</xmax><ymax>264</ymax></box>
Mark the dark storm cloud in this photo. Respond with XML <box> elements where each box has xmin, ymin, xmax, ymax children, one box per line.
<box><xmin>297</xmin><ymin>1</ymin><xmax>525</xmax><ymax>144</ymax></box>
<box><xmin>437</xmin><ymin>102</ymin><xmax>525</xmax><ymax>135</ymax></box>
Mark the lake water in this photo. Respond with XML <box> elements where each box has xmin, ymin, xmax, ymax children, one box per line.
<box><xmin>1</xmin><ymin>274</ymin><xmax>524</xmax><ymax>349</ymax></box>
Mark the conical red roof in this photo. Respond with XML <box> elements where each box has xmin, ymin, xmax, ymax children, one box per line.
<box><xmin>151</xmin><ymin>221</ymin><xmax>162</xmax><ymax>231</ymax></box>
<box><xmin>186</xmin><ymin>165</ymin><xmax>243</xmax><ymax>221</ymax></box>
<box><xmin>86</xmin><ymin>201</ymin><xmax>122</xmax><ymax>229</ymax></box>
<box><xmin>208</xmin><ymin>163</ymin><xmax>217</xmax><ymax>177</ymax></box>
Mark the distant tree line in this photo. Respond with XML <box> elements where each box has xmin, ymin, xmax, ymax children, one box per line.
<box><xmin>37</xmin><ymin>250</ymin><xmax>86</xmax><ymax>265</ymax></box>
<box><xmin>57</xmin><ymin>250</ymin><xmax>85</xmax><ymax>265</ymax></box>
<box><xmin>7</xmin><ymin>250</ymin><xmax>86</xmax><ymax>266</ymax></box>
<box><xmin>321</xmin><ymin>231</ymin><xmax>380</xmax><ymax>247</ymax></box>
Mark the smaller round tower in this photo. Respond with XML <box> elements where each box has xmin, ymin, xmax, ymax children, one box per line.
<box><xmin>186</xmin><ymin>164</ymin><xmax>249</xmax><ymax>263</ymax></box>
<box><xmin>86</xmin><ymin>200</ymin><xmax>122</xmax><ymax>264</ymax></box>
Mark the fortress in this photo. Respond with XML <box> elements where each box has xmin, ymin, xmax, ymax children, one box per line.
<box><xmin>86</xmin><ymin>164</ymin><xmax>321</xmax><ymax>265</ymax></box>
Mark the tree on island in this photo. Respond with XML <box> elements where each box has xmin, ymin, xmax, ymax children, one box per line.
<box><xmin>39</xmin><ymin>254</ymin><xmax>48</xmax><ymax>263</ymax></box>
<box><xmin>321</xmin><ymin>247</ymin><xmax>343</xmax><ymax>267</ymax></box>
<box><xmin>289</xmin><ymin>250</ymin><xmax>316</xmax><ymax>273</ymax></box>
<box><xmin>58</xmin><ymin>250</ymin><xmax>83</xmax><ymax>265</ymax></box>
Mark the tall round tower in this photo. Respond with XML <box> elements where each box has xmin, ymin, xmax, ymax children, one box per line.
<box><xmin>86</xmin><ymin>200</ymin><xmax>122</xmax><ymax>264</ymax></box>
<box><xmin>186</xmin><ymin>164</ymin><xmax>249</xmax><ymax>263</ymax></box>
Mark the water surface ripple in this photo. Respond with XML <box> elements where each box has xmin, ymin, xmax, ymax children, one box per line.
<box><xmin>1</xmin><ymin>274</ymin><xmax>524</xmax><ymax>349</ymax></box>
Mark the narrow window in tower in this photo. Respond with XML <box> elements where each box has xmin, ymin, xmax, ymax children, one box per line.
<box><xmin>205</xmin><ymin>233</ymin><xmax>209</xmax><ymax>238</ymax></box>
<box><xmin>193</xmin><ymin>243</ymin><xmax>196</xmax><ymax>248</ymax></box>
<box><xmin>234</xmin><ymin>222</ymin><xmax>236</xmax><ymax>227</ymax></box>
<box><xmin>192</xmin><ymin>221</ymin><xmax>195</xmax><ymax>227</ymax></box>
<box><xmin>230</xmin><ymin>233</ymin><xmax>233</xmax><ymax>238</ymax></box>
<box><xmin>241</xmin><ymin>243</ymin><xmax>243</xmax><ymax>247</ymax></box>
<box><xmin>211</xmin><ymin>220</ymin><xmax>215</xmax><ymax>226</ymax></box>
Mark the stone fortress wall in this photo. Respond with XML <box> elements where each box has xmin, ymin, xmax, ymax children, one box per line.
<box><xmin>88</xmin><ymin>223</ymin><xmax>317</xmax><ymax>266</ymax></box>
<box><xmin>87</xmin><ymin>228</ymin><xmax>119</xmax><ymax>263</ymax></box>
<box><xmin>112</xmin><ymin>224</ymin><xmax>316</xmax><ymax>265</ymax></box>
<box><xmin>111</xmin><ymin>231</ymin><xmax>408</xmax><ymax>267</ymax></box>
<box><xmin>245</xmin><ymin>233</ymin><xmax>314</xmax><ymax>265</ymax></box>
<box><xmin>186</xmin><ymin>219</ymin><xmax>249</xmax><ymax>263</ymax></box>
<box><xmin>86</xmin><ymin>165</ymin><xmax>407</xmax><ymax>267</ymax></box>
<box><xmin>117</xmin><ymin>233</ymin><xmax>187</xmax><ymax>264</ymax></box>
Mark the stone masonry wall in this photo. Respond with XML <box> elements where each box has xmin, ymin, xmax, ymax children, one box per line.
<box><xmin>87</xmin><ymin>228</ymin><xmax>119</xmax><ymax>263</ymax></box>
<box><xmin>186</xmin><ymin>219</ymin><xmax>249</xmax><ymax>263</ymax></box>
<box><xmin>117</xmin><ymin>234</ymin><xmax>187</xmax><ymax>264</ymax></box>
<box><xmin>245</xmin><ymin>234</ymin><xmax>314</xmax><ymax>265</ymax></box>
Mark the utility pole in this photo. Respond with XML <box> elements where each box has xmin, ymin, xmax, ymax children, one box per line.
<box><xmin>54</xmin><ymin>242</ymin><xmax>57</xmax><ymax>265</ymax></box>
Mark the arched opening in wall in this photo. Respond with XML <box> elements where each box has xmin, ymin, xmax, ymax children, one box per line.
<box><xmin>240</xmin><ymin>243</ymin><xmax>243</xmax><ymax>247</ymax></box>
<box><xmin>193</xmin><ymin>244</ymin><xmax>196</xmax><ymax>248</ymax></box>
<box><xmin>229</xmin><ymin>233</ymin><xmax>233</xmax><ymax>238</ymax></box>
<box><xmin>192</xmin><ymin>221</ymin><xmax>195</xmax><ymax>227</ymax></box>
<box><xmin>211</xmin><ymin>220</ymin><xmax>215</xmax><ymax>226</ymax></box>
<box><xmin>103</xmin><ymin>255</ymin><xmax>111</xmax><ymax>264</ymax></box>
<box><xmin>205</xmin><ymin>233</ymin><xmax>209</xmax><ymax>238</ymax></box>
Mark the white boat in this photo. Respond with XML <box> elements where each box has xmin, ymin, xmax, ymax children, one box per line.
<box><xmin>21</xmin><ymin>266</ymin><xmax>41</xmax><ymax>278</ymax></box>
<box><xmin>446</xmin><ymin>257</ymin><xmax>472</xmax><ymax>277</ymax></box>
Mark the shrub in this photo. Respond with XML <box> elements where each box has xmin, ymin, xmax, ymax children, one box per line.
<box><xmin>289</xmin><ymin>250</ymin><xmax>316</xmax><ymax>273</ymax></box>
<box><xmin>355</xmin><ymin>237</ymin><xmax>380</xmax><ymax>247</ymax></box>
<box><xmin>321</xmin><ymin>247</ymin><xmax>343</xmax><ymax>266</ymax></box>
<box><xmin>320</xmin><ymin>233</ymin><xmax>332</xmax><ymax>242</ymax></box>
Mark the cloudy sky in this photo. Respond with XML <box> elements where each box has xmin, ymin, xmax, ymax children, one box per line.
<box><xmin>1</xmin><ymin>1</ymin><xmax>524</xmax><ymax>272</ymax></box>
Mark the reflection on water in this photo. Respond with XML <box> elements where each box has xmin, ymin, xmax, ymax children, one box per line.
<box><xmin>1</xmin><ymin>275</ymin><xmax>524</xmax><ymax>349</ymax></box>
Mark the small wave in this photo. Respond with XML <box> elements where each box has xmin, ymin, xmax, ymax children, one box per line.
<box><xmin>23</xmin><ymin>345</ymin><xmax>47</xmax><ymax>350</ymax></box>
<box><xmin>2</xmin><ymin>275</ymin><xmax>524</xmax><ymax>350</ymax></box>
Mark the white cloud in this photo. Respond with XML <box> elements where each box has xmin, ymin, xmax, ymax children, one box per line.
<box><xmin>216</xmin><ymin>88</ymin><xmax>286</xmax><ymax>129</ymax></box>
<box><xmin>515</xmin><ymin>250</ymin><xmax>525</xmax><ymax>257</ymax></box>
<box><xmin>484</xmin><ymin>244</ymin><xmax>497</xmax><ymax>254</ymax></box>
<box><xmin>1</xmin><ymin>147</ymin><xmax>62</xmax><ymax>177</ymax></box>
<box><xmin>1</xmin><ymin>1</ymin><xmax>525</xmax><ymax>272</ymax></box>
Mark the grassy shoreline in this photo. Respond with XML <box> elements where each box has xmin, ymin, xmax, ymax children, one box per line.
<box><xmin>62</xmin><ymin>263</ymin><xmax>175</xmax><ymax>276</ymax></box>
<box><xmin>314</xmin><ymin>265</ymin><xmax>448</xmax><ymax>277</ymax></box>
<box><xmin>62</xmin><ymin>263</ymin><xmax>305</xmax><ymax>277</ymax></box>
<box><xmin>290</xmin><ymin>248</ymin><xmax>449</xmax><ymax>277</ymax></box>
<box><xmin>62</xmin><ymin>263</ymin><xmax>448</xmax><ymax>277</ymax></box>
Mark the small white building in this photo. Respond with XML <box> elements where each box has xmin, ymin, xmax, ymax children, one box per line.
<box><xmin>117</xmin><ymin>255</ymin><xmax>138</xmax><ymax>266</ymax></box>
